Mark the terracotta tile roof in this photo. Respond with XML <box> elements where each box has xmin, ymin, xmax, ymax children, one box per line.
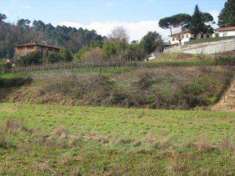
<box><xmin>216</xmin><ymin>26</ymin><xmax>235</xmax><ymax>32</ymax></box>
<box><xmin>171</xmin><ymin>30</ymin><xmax>191</xmax><ymax>37</ymax></box>
<box><xmin>16</xmin><ymin>42</ymin><xmax>61</xmax><ymax>50</ymax></box>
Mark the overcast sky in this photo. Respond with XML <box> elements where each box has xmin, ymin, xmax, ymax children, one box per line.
<box><xmin>0</xmin><ymin>0</ymin><xmax>226</xmax><ymax>41</ymax></box>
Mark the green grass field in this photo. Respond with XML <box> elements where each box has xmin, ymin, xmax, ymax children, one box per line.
<box><xmin>1</xmin><ymin>103</ymin><xmax>235</xmax><ymax>175</ymax></box>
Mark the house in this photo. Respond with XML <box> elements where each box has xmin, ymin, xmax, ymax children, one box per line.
<box><xmin>15</xmin><ymin>42</ymin><xmax>61</xmax><ymax>58</ymax></box>
<box><xmin>170</xmin><ymin>30</ymin><xmax>193</xmax><ymax>46</ymax></box>
<box><xmin>214</xmin><ymin>26</ymin><xmax>235</xmax><ymax>38</ymax></box>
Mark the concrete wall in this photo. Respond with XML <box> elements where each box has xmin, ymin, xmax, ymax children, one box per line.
<box><xmin>164</xmin><ymin>38</ymin><xmax>235</xmax><ymax>54</ymax></box>
<box><xmin>219</xmin><ymin>31</ymin><xmax>235</xmax><ymax>38</ymax></box>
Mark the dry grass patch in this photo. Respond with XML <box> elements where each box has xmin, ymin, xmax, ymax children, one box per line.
<box><xmin>194</xmin><ymin>136</ymin><xmax>215</xmax><ymax>152</ymax></box>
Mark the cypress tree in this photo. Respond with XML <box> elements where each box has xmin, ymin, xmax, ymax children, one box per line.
<box><xmin>189</xmin><ymin>5</ymin><xmax>207</xmax><ymax>36</ymax></box>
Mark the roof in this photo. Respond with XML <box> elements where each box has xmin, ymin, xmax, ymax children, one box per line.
<box><xmin>16</xmin><ymin>42</ymin><xmax>61</xmax><ymax>50</ymax></box>
<box><xmin>216</xmin><ymin>26</ymin><xmax>235</xmax><ymax>32</ymax></box>
<box><xmin>170</xmin><ymin>30</ymin><xmax>191</xmax><ymax>37</ymax></box>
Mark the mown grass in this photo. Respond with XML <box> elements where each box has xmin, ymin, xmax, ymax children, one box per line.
<box><xmin>1</xmin><ymin>103</ymin><xmax>235</xmax><ymax>175</ymax></box>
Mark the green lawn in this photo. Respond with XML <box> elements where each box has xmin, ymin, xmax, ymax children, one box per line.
<box><xmin>1</xmin><ymin>103</ymin><xmax>235</xmax><ymax>175</ymax></box>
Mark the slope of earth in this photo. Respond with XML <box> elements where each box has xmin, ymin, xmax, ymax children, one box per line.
<box><xmin>1</xmin><ymin>66</ymin><xmax>234</xmax><ymax>110</ymax></box>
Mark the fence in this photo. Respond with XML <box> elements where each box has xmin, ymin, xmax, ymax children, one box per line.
<box><xmin>5</xmin><ymin>61</ymin><xmax>144</xmax><ymax>73</ymax></box>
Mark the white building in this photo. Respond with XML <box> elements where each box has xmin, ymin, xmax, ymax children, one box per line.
<box><xmin>170</xmin><ymin>30</ymin><xmax>192</xmax><ymax>46</ymax></box>
<box><xmin>215</xmin><ymin>26</ymin><xmax>235</xmax><ymax>38</ymax></box>
<box><xmin>169</xmin><ymin>26</ymin><xmax>235</xmax><ymax>46</ymax></box>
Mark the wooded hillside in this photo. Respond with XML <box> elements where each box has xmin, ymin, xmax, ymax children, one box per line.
<box><xmin>0</xmin><ymin>14</ymin><xmax>104</xmax><ymax>59</ymax></box>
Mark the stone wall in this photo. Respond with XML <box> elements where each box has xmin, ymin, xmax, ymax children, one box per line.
<box><xmin>164</xmin><ymin>38</ymin><xmax>235</xmax><ymax>54</ymax></box>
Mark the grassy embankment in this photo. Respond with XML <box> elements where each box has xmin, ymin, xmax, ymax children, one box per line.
<box><xmin>1</xmin><ymin>53</ymin><xmax>235</xmax><ymax>109</ymax></box>
<box><xmin>1</xmin><ymin>103</ymin><xmax>235</xmax><ymax>175</ymax></box>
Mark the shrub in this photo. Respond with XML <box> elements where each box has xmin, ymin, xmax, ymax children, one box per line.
<box><xmin>47</xmin><ymin>52</ymin><xmax>63</xmax><ymax>63</ymax></box>
<box><xmin>182</xmin><ymin>76</ymin><xmax>220</xmax><ymax>107</ymax></box>
<box><xmin>0</xmin><ymin>77</ymin><xmax>32</xmax><ymax>88</ymax></box>
<box><xmin>215</xmin><ymin>56</ymin><xmax>235</xmax><ymax>65</ymax></box>
<box><xmin>16</xmin><ymin>51</ymin><xmax>43</xmax><ymax>66</ymax></box>
<box><xmin>78</xmin><ymin>47</ymin><xmax>104</xmax><ymax>64</ymax></box>
<box><xmin>60</xmin><ymin>49</ymin><xmax>74</xmax><ymax>62</ymax></box>
<box><xmin>0</xmin><ymin>60</ymin><xmax>12</xmax><ymax>72</ymax></box>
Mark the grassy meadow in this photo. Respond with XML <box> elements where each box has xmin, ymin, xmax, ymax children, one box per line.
<box><xmin>1</xmin><ymin>103</ymin><xmax>235</xmax><ymax>175</ymax></box>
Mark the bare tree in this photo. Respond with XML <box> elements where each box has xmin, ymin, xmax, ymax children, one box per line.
<box><xmin>109</xmin><ymin>27</ymin><xmax>129</xmax><ymax>42</ymax></box>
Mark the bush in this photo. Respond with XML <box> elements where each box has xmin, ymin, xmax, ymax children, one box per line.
<box><xmin>7</xmin><ymin>67</ymin><xmax>232</xmax><ymax>109</ymax></box>
<box><xmin>215</xmin><ymin>56</ymin><xmax>235</xmax><ymax>65</ymax></box>
<box><xmin>47</xmin><ymin>52</ymin><xmax>63</xmax><ymax>63</ymax></box>
<box><xmin>0</xmin><ymin>77</ymin><xmax>32</xmax><ymax>88</ymax></box>
<box><xmin>76</xmin><ymin>47</ymin><xmax>104</xmax><ymax>64</ymax></box>
<box><xmin>182</xmin><ymin>76</ymin><xmax>221</xmax><ymax>107</ymax></box>
<box><xmin>0</xmin><ymin>60</ymin><xmax>13</xmax><ymax>72</ymax></box>
<box><xmin>60</xmin><ymin>49</ymin><xmax>74</xmax><ymax>62</ymax></box>
<box><xmin>16</xmin><ymin>51</ymin><xmax>43</xmax><ymax>66</ymax></box>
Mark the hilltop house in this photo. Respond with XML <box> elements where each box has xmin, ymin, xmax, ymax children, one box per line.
<box><xmin>169</xmin><ymin>26</ymin><xmax>235</xmax><ymax>46</ymax></box>
<box><xmin>170</xmin><ymin>30</ymin><xmax>192</xmax><ymax>46</ymax></box>
<box><xmin>15</xmin><ymin>42</ymin><xmax>61</xmax><ymax>58</ymax></box>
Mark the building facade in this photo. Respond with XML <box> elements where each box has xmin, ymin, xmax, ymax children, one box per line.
<box><xmin>15</xmin><ymin>43</ymin><xmax>60</xmax><ymax>58</ymax></box>
<box><xmin>214</xmin><ymin>26</ymin><xmax>235</xmax><ymax>38</ymax></box>
<box><xmin>170</xmin><ymin>30</ymin><xmax>192</xmax><ymax>46</ymax></box>
<box><xmin>169</xmin><ymin>26</ymin><xmax>235</xmax><ymax>46</ymax></box>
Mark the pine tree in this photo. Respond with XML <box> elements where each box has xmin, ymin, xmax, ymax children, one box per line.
<box><xmin>189</xmin><ymin>5</ymin><xmax>207</xmax><ymax>36</ymax></box>
<box><xmin>219</xmin><ymin>0</ymin><xmax>235</xmax><ymax>27</ymax></box>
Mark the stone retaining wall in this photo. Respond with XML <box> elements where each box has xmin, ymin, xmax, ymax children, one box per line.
<box><xmin>164</xmin><ymin>38</ymin><xmax>235</xmax><ymax>54</ymax></box>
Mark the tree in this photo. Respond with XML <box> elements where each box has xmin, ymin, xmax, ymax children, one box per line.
<box><xmin>60</xmin><ymin>49</ymin><xmax>74</xmax><ymax>62</ymax></box>
<box><xmin>0</xmin><ymin>13</ymin><xmax>6</xmax><ymax>22</ymax></box>
<box><xmin>123</xmin><ymin>43</ymin><xmax>145</xmax><ymax>61</ymax></box>
<box><xmin>79</xmin><ymin>47</ymin><xmax>104</xmax><ymax>63</ymax></box>
<box><xmin>0</xmin><ymin>14</ymin><xmax>104</xmax><ymax>59</ymax></box>
<box><xmin>189</xmin><ymin>5</ymin><xmax>214</xmax><ymax>36</ymax></box>
<box><xmin>219</xmin><ymin>0</ymin><xmax>235</xmax><ymax>27</ymax></box>
<box><xmin>103</xmin><ymin>40</ymin><xmax>126</xmax><ymax>58</ymax></box>
<box><xmin>159</xmin><ymin>14</ymin><xmax>191</xmax><ymax>35</ymax></box>
<box><xmin>109</xmin><ymin>27</ymin><xmax>129</xmax><ymax>43</ymax></box>
<box><xmin>17</xmin><ymin>19</ymin><xmax>31</xmax><ymax>31</ymax></box>
<box><xmin>32</xmin><ymin>20</ymin><xmax>46</xmax><ymax>32</ymax></box>
<box><xmin>140</xmin><ymin>32</ymin><xmax>163</xmax><ymax>55</ymax></box>
<box><xmin>102</xmin><ymin>27</ymin><xmax>129</xmax><ymax>59</ymax></box>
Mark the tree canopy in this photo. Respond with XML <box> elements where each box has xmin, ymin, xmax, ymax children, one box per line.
<box><xmin>0</xmin><ymin>13</ymin><xmax>6</xmax><ymax>22</ymax></box>
<box><xmin>0</xmin><ymin>14</ymin><xmax>104</xmax><ymax>59</ymax></box>
<box><xmin>189</xmin><ymin>5</ymin><xmax>214</xmax><ymax>35</ymax></box>
<box><xmin>159</xmin><ymin>5</ymin><xmax>214</xmax><ymax>36</ymax></box>
<box><xmin>140</xmin><ymin>32</ymin><xmax>163</xmax><ymax>54</ymax></box>
<box><xmin>159</xmin><ymin>14</ymin><xmax>191</xmax><ymax>34</ymax></box>
<box><xmin>219</xmin><ymin>0</ymin><xmax>235</xmax><ymax>27</ymax></box>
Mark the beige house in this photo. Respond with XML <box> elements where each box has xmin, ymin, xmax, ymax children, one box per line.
<box><xmin>170</xmin><ymin>30</ymin><xmax>192</xmax><ymax>46</ymax></box>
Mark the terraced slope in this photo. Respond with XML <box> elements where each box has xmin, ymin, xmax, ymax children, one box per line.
<box><xmin>214</xmin><ymin>78</ymin><xmax>235</xmax><ymax>111</ymax></box>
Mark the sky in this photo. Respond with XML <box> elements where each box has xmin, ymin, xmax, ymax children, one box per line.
<box><xmin>0</xmin><ymin>0</ymin><xmax>227</xmax><ymax>41</ymax></box>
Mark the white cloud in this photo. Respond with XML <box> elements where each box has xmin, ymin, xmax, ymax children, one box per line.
<box><xmin>21</xmin><ymin>5</ymin><xmax>32</xmax><ymax>9</ymax></box>
<box><xmin>59</xmin><ymin>20</ymin><xmax>169</xmax><ymax>42</ymax></box>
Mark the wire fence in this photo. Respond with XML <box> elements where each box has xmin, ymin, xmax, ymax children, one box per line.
<box><xmin>3</xmin><ymin>61</ymin><xmax>144</xmax><ymax>73</ymax></box>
